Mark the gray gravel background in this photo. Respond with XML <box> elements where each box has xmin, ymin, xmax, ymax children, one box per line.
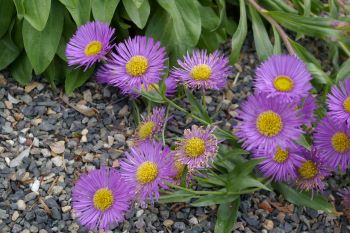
<box><xmin>1</xmin><ymin>43</ymin><xmax>350</xmax><ymax>233</ymax></box>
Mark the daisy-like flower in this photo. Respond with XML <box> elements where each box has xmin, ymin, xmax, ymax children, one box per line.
<box><xmin>298</xmin><ymin>95</ymin><xmax>317</xmax><ymax>127</ymax></box>
<box><xmin>338</xmin><ymin>187</ymin><xmax>350</xmax><ymax>207</ymax></box>
<box><xmin>296</xmin><ymin>147</ymin><xmax>330</xmax><ymax>192</ymax></box>
<box><xmin>174</xmin><ymin>125</ymin><xmax>218</xmax><ymax>171</ymax></box>
<box><xmin>135</xmin><ymin>107</ymin><xmax>165</xmax><ymax>141</ymax></box>
<box><xmin>120</xmin><ymin>141</ymin><xmax>176</xmax><ymax>207</ymax></box>
<box><xmin>66</xmin><ymin>21</ymin><xmax>115</xmax><ymax>70</ymax></box>
<box><xmin>255</xmin><ymin>54</ymin><xmax>312</xmax><ymax>103</ymax></box>
<box><xmin>254</xmin><ymin>144</ymin><xmax>305</xmax><ymax>182</ymax></box>
<box><xmin>96</xmin><ymin>36</ymin><xmax>167</xmax><ymax>94</ymax></box>
<box><xmin>236</xmin><ymin>93</ymin><xmax>303</xmax><ymax>152</ymax></box>
<box><xmin>170</xmin><ymin>50</ymin><xmax>231</xmax><ymax>90</ymax></box>
<box><xmin>327</xmin><ymin>78</ymin><xmax>350</xmax><ymax>126</ymax></box>
<box><xmin>314</xmin><ymin>116</ymin><xmax>350</xmax><ymax>172</ymax></box>
<box><xmin>72</xmin><ymin>167</ymin><xmax>132</xmax><ymax>230</ymax></box>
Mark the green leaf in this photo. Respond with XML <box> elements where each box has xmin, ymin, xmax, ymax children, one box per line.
<box><xmin>23</xmin><ymin>0</ymin><xmax>51</xmax><ymax>31</ymax></box>
<box><xmin>192</xmin><ymin>194</ymin><xmax>238</xmax><ymax>207</ymax></box>
<box><xmin>0</xmin><ymin>34</ymin><xmax>20</xmax><ymax>70</ymax></box>
<box><xmin>92</xmin><ymin>0</ymin><xmax>120</xmax><ymax>23</ymax></box>
<box><xmin>272</xmin><ymin>26</ymin><xmax>282</xmax><ymax>54</ymax></box>
<box><xmin>13</xmin><ymin>0</ymin><xmax>25</xmax><ymax>19</ymax></box>
<box><xmin>198</xmin><ymin>29</ymin><xmax>225</xmax><ymax>52</ymax></box>
<box><xmin>132</xmin><ymin>0</ymin><xmax>144</xmax><ymax>8</ymax></box>
<box><xmin>44</xmin><ymin>56</ymin><xmax>65</xmax><ymax>87</ymax></box>
<box><xmin>0</xmin><ymin>0</ymin><xmax>15</xmax><ymax>38</ymax></box>
<box><xmin>229</xmin><ymin>0</ymin><xmax>247</xmax><ymax>64</ymax></box>
<box><xmin>59</xmin><ymin>0</ymin><xmax>91</xmax><ymax>26</ymax></box>
<box><xmin>289</xmin><ymin>39</ymin><xmax>321</xmax><ymax>68</ymax></box>
<box><xmin>249</xmin><ymin>5</ymin><xmax>273</xmax><ymax>61</ymax></box>
<box><xmin>198</xmin><ymin>5</ymin><xmax>219</xmax><ymax>31</ymax></box>
<box><xmin>159</xmin><ymin>190</ymin><xmax>194</xmax><ymax>203</ymax></box>
<box><xmin>65</xmin><ymin>66</ymin><xmax>94</xmax><ymax>95</ymax></box>
<box><xmin>9</xmin><ymin>53</ymin><xmax>32</xmax><ymax>85</ymax></box>
<box><xmin>273</xmin><ymin>183</ymin><xmax>336</xmax><ymax>213</ymax></box>
<box><xmin>140</xmin><ymin>90</ymin><xmax>165</xmax><ymax>104</ymax></box>
<box><xmin>213</xmin><ymin>0</ymin><xmax>226</xmax><ymax>31</ymax></box>
<box><xmin>214</xmin><ymin>199</ymin><xmax>240</xmax><ymax>233</ymax></box>
<box><xmin>307</xmin><ymin>63</ymin><xmax>333</xmax><ymax>85</ymax></box>
<box><xmin>122</xmin><ymin>0</ymin><xmax>150</xmax><ymax>29</ymax></box>
<box><xmin>22</xmin><ymin>1</ymin><xmax>64</xmax><ymax>74</ymax></box>
<box><xmin>335</xmin><ymin>59</ymin><xmax>350</xmax><ymax>82</ymax></box>
<box><xmin>9</xmin><ymin>19</ymin><xmax>23</xmax><ymax>50</ymax></box>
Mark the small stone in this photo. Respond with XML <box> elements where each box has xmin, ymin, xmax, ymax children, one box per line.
<box><xmin>17</xmin><ymin>200</ymin><xmax>26</xmax><ymax>210</ymax></box>
<box><xmin>32</xmin><ymin>138</ymin><xmax>39</xmax><ymax>147</ymax></box>
<box><xmin>114</xmin><ymin>134</ymin><xmax>126</xmax><ymax>144</ymax></box>
<box><xmin>52</xmin><ymin>186</ymin><xmax>63</xmax><ymax>195</ymax></box>
<box><xmin>18</xmin><ymin>136</ymin><xmax>27</xmax><ymax>144</ymax></box>
<box><xmin>136</xmin><ymin>209</ymin><xmax>144</xmax><ymax>217</ymax></box>
<box><xmin>13</xmin><ymin>211</ymin><xmax>20</xmax><ymax>222</ymax></box>
<box><xmin>39</xmin><ymin>230</ymin><xmax>48</xmax><ymax>233</ymax></box>
<box><xmin>46</xmin><ymin>108</ymin><xmax>56</xmax><ymax>115</ymax></box>
<box><xmin>163</xmin><ymin>219</ymin><xmax>174</xmax><ymax>228</ymax></box>
<box><xmin>0</xmin><ymin>209</ymin><xmax>9</xmax><ymax>219</ymax></box>
<box><xmin>80</xmin><ymin>135</ymin><xmax>87</xmax><ymax>143</ymax></box>
<box><xmin>81</xmin><ymin>128</ymin><xmax>88</xmax><ymax>136</ymax></box>
<box><xmin>112</xmin><ymin>159</ymin><xmax>120</xmax><ymax>168</ymax></box>
<box><xmin>83</xmin><ymin>153</ymin><xmax>94</xmax><ymax>162</ymax></box>
<box><xmin>83</xmin><ymin>90</ymin><xmax>93</xmax><ymax>102</ymax></box>
<box><xmin>189</xmin><ymin>216</ymin><xmax>199</xmax><ymax>225</ymax></box>
<box><xmin>174</xmin><ymin>222</ymin><xmax>186</xmax><ymax>231</ymax></box>
<box><xmin>50</xmin><ymin>141</ymin><xmax>65</xmax><ymax>154</ymax></box>
<box><xmin>41</xmin><ymin>149</ymin><xmax>51</xmax><ymax>157</ymax></box>
<box><xmin>118</xmin><ymin>105</ymin><xmax>129</xmax><ymax>117</ymax></box>
<box><xmin>30</xmin><ymin>179</ymin><xmax>40</xmax><ymax>193</ymax></box>
<box><xmin>204</xmin><ymin>96</ymin><xmax>212</xmax><ymax>104</ymax></box>
<box><xmin>52</xmin><ymin>156</ymin><xmax>63</xmax><ymax>167</ymax></box>
<box><xmin>62</xmin><ymin>205</ymin><xmax>71</xmax><ymax>213</ymax></box>
<box><xmin>262</xmin><ymin>219</ymin><xmax>274</xmax><ymax>231</ymax></box>
<box><xmin>277</xmin><ymin>212</ymin><xmax>285</xmax><ymax>222</ymax></box>
<box><xmin>24</xmin><ymin>192</ymin><xmax>37</xmax><ymax>202</ymax></box>
<box><xmin>108</xmin><ymin>136</ymin><xmax>114</xmax><ymax>146</ymax></box>
<box><xmin>4</xmin><ymin>100</ymin><xmax>13</xmax><ymax>109</ymax></box>
<box><xmin>0</xmin><ymin>74</ymin><xmax>6</xmax><ymax>86</ymax></box>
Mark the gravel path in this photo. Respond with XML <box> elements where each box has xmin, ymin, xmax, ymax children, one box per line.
<box><xmin>0</xmin><ymin>46</ymin><xmax>349</xmax><ymax>233</ymax></box>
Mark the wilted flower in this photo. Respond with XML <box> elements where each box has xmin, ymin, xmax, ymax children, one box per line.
<box><xmin>66</xmin><ymin>21</ymin><xmax>115</xmax><ymax>70</ymax></box>
<box><xmin>255</xmin><ymin>54</ymin><xmax>312</xmax><ymax>103</ymax></box>
<box><xmin>338</xmin><ymin>187</ymin><xmax>350</xmax><ymax>207</ymax></box>
<box><xmin>254</xmin><ymin>144</ymin><xmax>305</xmax><ymax>182</ymax></box>
<box><xmin>96</xmin><ymin>36</ymin><xmax>167</xmax><ymax>94</ymax></box>
<box><xmin>236</xmin><ymin>93</ymin><xmax>302</xmax><ymax>152</ymax></box>
<box><xmin>120</xmin><ymin>141</ymin><xmax>176</xmax><ymax>207</ymax></box>
<box><xmin>135</xmin><ymin>107</ymin><xmax>166</xmax><ymax>142</ymax></box>
<box><xmin>314</xmin><ymin>115</ymin><xmax>350</xmax><ymax>172</ymax></box>
<box><xmin>296</xmin><ymin>147</ymin><xmax>330</xmax><ymax>192</ymax></box>
<box><xmin>72</xmin><ymin>167</ymin><xmax>132</xmax><ymax>230</ymax></box>
<box><xmin>327</xmin><ymin>78</ymin><xmax>350</xmax><ymax>127</ymax></box>
<box><xmin>170</xmin><ymin>50</ymin><xmax>231</xmax><ymax>90</ymax></box>
<box><xmin>174</xmin><ymin>125</ymin><xmax>218</xmax><ymax>171</ymax></box>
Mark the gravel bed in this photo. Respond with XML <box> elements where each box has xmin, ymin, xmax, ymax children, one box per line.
<box><xmin>0</xmin><ymin>44</ymin><xmax>350</xmax><ymax>233</ymax></box>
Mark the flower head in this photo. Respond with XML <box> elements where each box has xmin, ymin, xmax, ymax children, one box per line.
<box><xmin>298</xmin><ymin>94</ymin><xmax>317</xmax><ymax>127</ymax></box>
<box><xmin>254</xmin><ymin>144</ymin><xmax>305</xmax><ymax>182</ymax></box>
<box><xmin>72</xmin><ymin>167</ymin><xmax>132</xmax><ymax>230</ymax></box>
<box><xmin>170</xmin><ymin>50</ymin><xmax>231</xmax><ymax>90</ymax></box>
<box><xmin>314</xmin><ymin>115</ymin><xmax>350</xmax><ymax>172</ymax></box>
<box><xmin>96</xmin><ymin>36</ymin><xmax>167</xmax><ymax>94</ymax></box>
<box><xmin>338</xmin><ymin>187</ymin><xmax>350</xmax><ymax>207</ymax></box>
<box><xmin>296</xmin><ymin>147</ymin><xmax>330</xmax><ymax>192</ymax></box>
<box><xmin>236</xmin><ymin>93</ymin><xmax>303</xmax><ymax>152</ymax></box>
<box><xmin>120</xmin><ymin>141</ymin><xmax>176</xmax><ymax>207</ymax></box>
<box><xmin>255</xmin><ymin>54</ymin><xmax>312</xmax><ymax>103</ymax></box>
<box><xmin>175</xmin><ymin>125</ymin><xmax>218</xmax><ymax>171</ymax></box>
<box><xmin>327</xmin><ymin>78</ymin><xmax>350</xmax><ymax>127</ymax></box>
<box><xmin>135</xmin><ymin>107</ymin><xmax>166</xmax><ymax>141</ymax></box>
<box><xmin>65</xmin><ymin>21</ymin><xmax>115</xmax><ymax>70</ymax></box>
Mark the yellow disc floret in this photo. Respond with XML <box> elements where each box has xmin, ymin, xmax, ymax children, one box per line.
<box><xmin>138</xmin><ymin>121</ymin><xmax>155</xmax><ymax>140</ymax></box>
<box><xmin>256</xmin><ymin>111</ymin><xmax>283</xmax><ymax>137</ymax></box>
<box><xmin>273</xmin><ymin>75</ymin><xmax>294</xmax><ymax>92</ymax></box>
<box><xmin>93</xmin><ymin>188</ymin><xmax>114</xmax><ymax>211</ymax></box>
<box><xmin>126</xmin><ymin>55</ymin><xmax>149</xmax><ymax>76</ymax></box>
<box><xmin>190</xmin><ymin>64</ymin><xmax>212</xmax><ymax>81</ymax></box>
<box><xmin>136</xmin><ymin>161</ymin><xmax>158</xmax><ymax>184</ymax></box>
<box><xmin>331</xmin><ymin>132</ymin><xmax>350</xmax><ymax>153</ymax></box>
<box><xmin>343</xmin><ymin>97</ymin><xmax>350</xmax><ymax>113</ymax></box>
<box><xmin>273</xmin><ymin>147</ymin><xmax>289</xmax><ymax>163</ymax></box>
<box><xmin>184</xmin><ymin>137</ymin><xmax>205</xmax><ymax>158</ymax></box>
<box><xmin>84</xmin><ymin>41</ymin><xmax>102</xmax><ymax>56</ymax></box>
<box><xmin>298</xmin><ymin>160</ymin><xmax>318</xmax><ymax>179</ymax></box>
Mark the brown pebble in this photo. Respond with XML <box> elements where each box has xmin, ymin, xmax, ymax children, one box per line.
<box><xmin>262</xmin><ymin>219</ymin><xmax>274</xmax><ymax>230</ymax></box>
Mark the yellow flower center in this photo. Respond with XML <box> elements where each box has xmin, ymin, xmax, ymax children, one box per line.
<box><xmin>174</xmin><ymin>161</ymin><xmax>185</xmax><ymax>180</ymax></box>
<box><xmin>93</xmin><ymin>188</ymin><xmax>114</xmax><ymax>211</ymax></box>
<box><xmin>273</xmin><ymin>75</ymin><xmax>294</xmax><ymax>92</ymax></box>
<box><xmin>138</xmin><ymin>121</ymin><xmax>155</xmax><ymax>140</ymax></box>
<box><xmin>298</xmin><ymin>160</ymin><xmax>318</xmax><ymax>179</ymax></box>
<box><xmin>190</xmin><ymin>64</ymin><xmax>212</xmax><ymax>81</ymax></box>
<box><xmin>343</xmin><ymin>97</ymin><xmax>350</xmax><ymax>112</ymax></box>
<box><xmin>184</xmin><ymin>137</ymin><xmax>205</xmax><ymax>158</ymax></box>
<box><xmin>125</xmin><ymin>55</ymin><xmax>149</xmax><ymax>76</ymax></box>
<box><xmin>84</xmin><ymin>41</ymin><xmax>102</xmax><ymax>56</ymax></box>
<box><xmin>273</xmin><ymin>147</ymin><xmax>289</xmax><ymax>163</ymax></box>
<box><xmin>331</xmin><ymin>132</ymin><xmax>350</xmax><ymax>153</ymax></box>
<box><xmin>136</xmin><ymin>161</ymin><xmax>158</xmax><ymax>184</ymax></box>
<box><xmin>256</xmin><ymin>111</ymin><xmax>283</xmax><ymax>137</ymax></box>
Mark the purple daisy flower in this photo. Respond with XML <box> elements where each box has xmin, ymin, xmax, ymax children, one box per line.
<box><xmin>96</xmin><ymin>36</ymin><xmax>167</xmax><ymax>94</ymax></box>
<box><xmin>314</xmin><ymin>115</ymin><xmax>350</xmax><ymax>172</ymax></box>
<box><xmin>174</xmin><ymin>125</ymin><xmax>218</xmax><ymax>171</ymax></box>
<box><xmin>338</xmin><ymin>187</ymin><xmax>350</xmax><ymax>207</ymax></box>
<box><xmin>298</xmin><ymin>94</ymin><xmax>317</xmax><ymax>127</ymax></box>
<box><xmin>135</xmin><ymin>107</ymin><xmax>166</xmax><ymax>141</ymax></box>
<box><xmin>65</xmin><ymin>21</ymin><xmax>115</xmax><ymax>70</ymax></box>
<box><xmin>327</xmin><ymin>78</ymin><xmax>350</xmax><ymax>126</ymax></box>
<box><xmin>120</xmin><ymin>141</ymin><xmax>176</xmax><ymax>207</ymax></box>
<box><xmin>296</xmin><ymin>147</ymin><xmax>330</xmax><ymax>192</ymax></box>
<box><xmin>255</xmin><ymin>54</ymin><xmax>312</xmax><ymax>103</ymax></box>
<box><xmin>169</xmin><ymin>50</ymin><xmax>231</xmax><ymax>90</ymax></box>
<box><xmin>254</xmin><ymin>144</ymin><xmax>305</xmax><ymax>182</ymax></box>
<box><xmin>236</xmin><ymin>93</ymin><xmax>303</xmax><ymax>152</ymax></box>
<box><xmin>72</xmin><ymin>167</ymin><xmax>132</xmax><ymax>230</ymax></box>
